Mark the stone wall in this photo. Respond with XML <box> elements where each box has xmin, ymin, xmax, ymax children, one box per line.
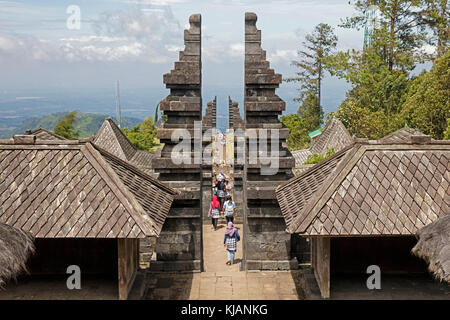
<box><xmin>243</xmin><ymin>12</ymin><xmax>298</xmax><ymax>270</ymax></box>
<box><xmin>228</xmin><ymin>97</ymin><xmax>245</xmax><ymax>224</ymax></box>
<box><xmin>202</xmin><ymin>97</ymin><xmax>217</xmax><ymax>221</ymax></box>
<box><xmin>151</xmin><ymin>14</ymin><xmax>203</xmax><ymax>272</ymax></box>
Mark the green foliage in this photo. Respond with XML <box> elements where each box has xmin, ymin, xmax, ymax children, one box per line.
<box><xmin>283</xmin><ymin>23</ymin><xmax>337</xmax><ymax>149</ymax></box>
<box><xmin>304</xmin><ymin>148</ymin><xmax>336</xmax><ymax>164</ymax></box>
<box><xmin>341</xmin><ymin>0</ymin><xmax>427</xmax><ymax>70</ymax></box>
<box><xmin>328</xmin><ymin>47</ymin><xmax>409</xmax><ymax>138</ymax></box>
<box><xmin>54</xmin><ymin>111</ymin><xmax>79</xmax><ymax>140</ymax></box>
<box><xmin>299</xmin><ymin>90</ymin><xmax>324</xmax><ymax>132</ymax></box>
<box><xmin>444</xmin><ymin>118</ymin><xmax>450</xmax><ymax>140</ymax></box>
<box><xmin>285</xmin><ymin>23</ymin><xmax>337</xmax><ymax>134</ymax></box>
<box><xmin>286</xmin><ymin>1</ymin><xmax>449</xmax><ymax>143</ymax></box>
<box><xmin>281</xmin><ymin>113</ymin><xmax>310</xmax><ymax>151</ymax></box>
<box><xmin>122</xmin><ymin>116</ymin><xmax>158</xmax><ymax>152</ymax></box>
<box><xmin>401</xmin><ymin>50</ymin><xmax>450</xmax><ymax>139</ymax></box>
<box><xmin>6</xmin><ymin>112</ymin><xmax>141</xmax><ymax>139</ymax></box>
<box><xmin>419</xmin><ymin>0</ymin><xmax>449</xmax><ymax>58</ymax></box>
<box><xmin>285</xmin><ymin>23</ymin><xmax>337</xmax><ymax>101</ymax></box>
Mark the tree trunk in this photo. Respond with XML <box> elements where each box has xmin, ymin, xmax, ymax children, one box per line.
<box><xmin>318</xmin><ymin>65</ymin><xmax>321</xmax><ymax>114</ymax></box>
<box><xmin>437</xmin><ymin>0</ymin><xmax>448</xmax><ymax>57</ymax></box>
<box><xmin>389</xmin><ymin>0</ymin><xmax>399</xmax><ymax>71</ymax></box>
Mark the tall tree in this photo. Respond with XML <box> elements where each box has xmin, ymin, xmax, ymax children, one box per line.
<box><xmin>326</xmin><ymin>38</ymin><xmax>412</xmax><ymax>137</ymax></box>
<box><xmin>54</xmin><ymin>111</ymin><xmax>79</xmax><ymax>140</ymax></box>
<box><xmin>401</xmin><ymin>50</ymin><xmax>450</xmax><ymax>139</ymax></box>
<box><xmin>285</xmin><ymin>23</ymin><xmax>337</xmax><ymax>130</ymax></box>
<box><xmin>420</xmin><ymin>0</ymin><xmax>449</xmax><ymax>58</ymax></box>
<box><xmin>342</xmin><ymin>0</ymin><xmax>427</xmax><ymax>71</ymax></box>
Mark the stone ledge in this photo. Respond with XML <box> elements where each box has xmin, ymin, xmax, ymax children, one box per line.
<box><xmin>245</xmin><ymin>258</ymin><xmax>299</xmax><ymax>271</ymax></box>
<box><xmin>149</xmin><ymin>260</ymin><xmax>202</xmax><ymax>272</ymax></box>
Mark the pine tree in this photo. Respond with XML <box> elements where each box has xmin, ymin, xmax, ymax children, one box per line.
<box><xmin>420</xmin><ymin>0</ymin><xmax>449</xmax><ymax>58</ymax></box>
<box><xmin>341</xmin><ymin>0</ymin><xmax>427</xmax><ymax>71</ymax></box>
<box><xmin>285</xmin><ymin>23</ymin><xmax>337</xmax><ymax>130</ymax></box>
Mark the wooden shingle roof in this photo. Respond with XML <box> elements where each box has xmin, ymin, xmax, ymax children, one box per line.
<box><xmin>310</xmin><ymin>117</ymin><xmax>354</xmax><ymax>155</ymax></box>
<box><xmin>292</xmin><ymin>118</ymin><xmax>353</xmax><ymax>169</ymax></box>
<box><xmin>276</xmin><ymin>137</ymin><xmax>450</xmax><ymax>236</ymax></box>
<box><xmin>0</xmin><ymin>137</ymin><xmax>176</xmax><ymax>239</ymax></box>
<box><xmin>26</xmin><ymin>127</ymin><xmax>66</xmax><ymax>141</ymax></box>
<box><xmin>291</xmin><ymin>149</ymin><xmax>312</xmax><ymax>166</ymax></box>
<box><xmin>93</xmin><ymin>118</ymin><xmax>157</xmax><ymax>176</ymax></box>
<box><xmin>93</xmin><ymin>118</ymin><xmax>137</xmax><ymax>161</ymax></box>
<box><xmin>379</xmin><ymin>125</ymin><xmax>429</xmax><ymax>143</ymax></box>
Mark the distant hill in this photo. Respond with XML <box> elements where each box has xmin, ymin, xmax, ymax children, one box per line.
<box><xmin>0</xmin><ymin>112</ymin><xmax>142</xmax><ymax>139</ymax></box>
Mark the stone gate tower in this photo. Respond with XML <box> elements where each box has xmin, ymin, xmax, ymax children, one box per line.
<box><xmin>243</xmin><ymin>12</ymin><xmax>298</xmax><ymax>270</ymax></box>
<box><xmin>151</xmin><ymin>14</ymin><xmax>203</xmax><ymax>271</ymax></box>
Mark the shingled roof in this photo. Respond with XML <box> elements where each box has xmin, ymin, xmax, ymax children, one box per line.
<box><xmin>93</xmin><ymin>118</ymin><xmax>157</xmax><ymax>176</ymax></box>
<box><xmin>25</xmin><ymin>127</ymin><xmax>66</xmax><ymax>141</ymax></box>
<box><xmin>310</xmin><ymin>117</ymin><xmax>354</xmax><ymax>155</ymax></box>
<box><xmin>93</xmin><ymin>118</ymin><xmax>137</xmax><ymax>160</ymax></box>
<box><xmin>379</xmin><ymin>125</ymin><xmax>430</xmax><ymax>143</ymax></box>
<box><xmin>276</xmin><ymin>136</ymin><xmax>450</xmax><ymax>236</ymax></box>
<box><xmin>0</xmin><ymin>135</ymin><xmax>176</xmax><ymax>239</ymax></box>
<box><xmin>292</xmin><ymin>118</ymin><xmax>353</xmax><ymax>169</ymax></box>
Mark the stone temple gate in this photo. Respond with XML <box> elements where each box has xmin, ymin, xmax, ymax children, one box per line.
<box><xmin>151</xmin><ymin>13</ymin><xmax>304</xmax><ymax>272</ymax></box>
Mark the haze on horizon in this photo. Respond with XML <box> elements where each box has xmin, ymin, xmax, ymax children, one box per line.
<box><xmin>0</xmin><ymin>0</ymin><xmax>365</xmax><ymax>119</ymax></box>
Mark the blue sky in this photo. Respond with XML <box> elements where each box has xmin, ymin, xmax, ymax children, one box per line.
<box><xmin>0</xmin><ymin>0</ymin><xmax>364</xmax><ymax>118</ymax></box>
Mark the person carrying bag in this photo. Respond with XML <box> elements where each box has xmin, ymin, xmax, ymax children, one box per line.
<box><xmin>224</xmin><ymin>222</ymin><xmax>240</xmax><ymax>265</ymax></box>
<box><xmin>223</xmin><ymin>195</ymin><xmax>236</xmax><ymax>224</ymax></box>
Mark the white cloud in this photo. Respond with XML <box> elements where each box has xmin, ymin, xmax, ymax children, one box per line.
<box><xmin>0</xmin><ymin>35</ymin><xmax>16</xmax><ymax>51</ymax></box>
<box><xmin>71</xmin><ymin>42</ymin><xmax>145</xmax><ymax>62</ymax></box>
<box><xmin>229</xmin><ymin>43</ymin><xmax>244</xmax><ymax>57</ymax></box>
<box><xmin>268</xmin><ymin>49</ymin><xmax>297</xmax><ymax>63</ymax></box>
<box><xmin>0</xmin><ymin>2</ymin><xmax>185</xmax><ymax>64</ymax></box>
<box><xmin>60</xmin><ymin>36</ymin><xmax>129</xmax><ymax>43</ymax></box>
<box><xmin>165</xmin><ymin>44</ymin><xmax>182</xmax><ymax>52</ymax></box>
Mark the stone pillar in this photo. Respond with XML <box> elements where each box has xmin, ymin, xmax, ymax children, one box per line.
<box><xmin>202</xmin><ymin>97</ymin><xmax>217</xmax><ymax>221</ymax></box>
<box><xmin>243</xmin><ymin>12</ymin><xmax>297</xmax><ymax>270</ymax></box>
<box><xmin>228</xmin><ymin>97</ymin><xmax>245</xmax><ymax>225</ymax></box>
<box><xmin>151</xmin><ymin>14</ymin><xmax>203</xmax><ymax>272</ymax></box>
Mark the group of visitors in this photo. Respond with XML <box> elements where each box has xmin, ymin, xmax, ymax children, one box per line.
<box><xmin>213</xmin><ymin>177</ymin><xmax>232</xmax><ymax>211</ymax></box>
<box><xmin>208</xmin><ymin>173</ymin><xmax>240</xmax><ymax>266</ymax></box>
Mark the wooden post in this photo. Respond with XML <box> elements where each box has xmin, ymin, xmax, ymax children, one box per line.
<box><xmin>312</xmin><ymin>237</ymin><xmax>330</xmax><ymax>299</ymax></box>
<box><xmin>118</xmin><ymin>238</ymin><xmax>138</xmax><ymax>300</ymax></box>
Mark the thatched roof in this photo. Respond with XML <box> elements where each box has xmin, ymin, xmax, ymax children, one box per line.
<box><xmin>0</xmin><ymin>223</ymin><xmax>34</xmax><ymax>287</ymax></box>
<box><xmin>412</xmin><ymin>214</ymin><xmax>450</xmax><ymax>284</ymax></box>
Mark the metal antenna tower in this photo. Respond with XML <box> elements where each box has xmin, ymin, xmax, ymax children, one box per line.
<box><xmin>363</xmin><ymin>5</ymin><xmax>378</xmax><ymax>49</ymax></box>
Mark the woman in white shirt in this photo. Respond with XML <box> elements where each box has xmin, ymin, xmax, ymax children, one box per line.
<box><xmin>222</xmin><ymin>195</ymin><xmax>236</xmax><ymax>224</ymax></box>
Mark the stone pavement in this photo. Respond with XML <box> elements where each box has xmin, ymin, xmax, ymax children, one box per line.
<box><xmin>144</xmin><ymin>221</ymin><xmax>307</xmax><ymax>300</ymax></box>
<box><xmin>203</xmin><ymin>221</ymin><xmax>242</xmax><ymax>272</ymax></box>
<box><xmin>144</xmin><ymin>270</ymin><xmax>306</xmax><ymax>300</ymax></box>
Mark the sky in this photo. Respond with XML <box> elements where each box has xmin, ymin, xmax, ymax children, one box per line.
<box><xmin>0</xmin><ymin>0</ymin><xmax>365</xmax><ymax>121</ymax></box>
